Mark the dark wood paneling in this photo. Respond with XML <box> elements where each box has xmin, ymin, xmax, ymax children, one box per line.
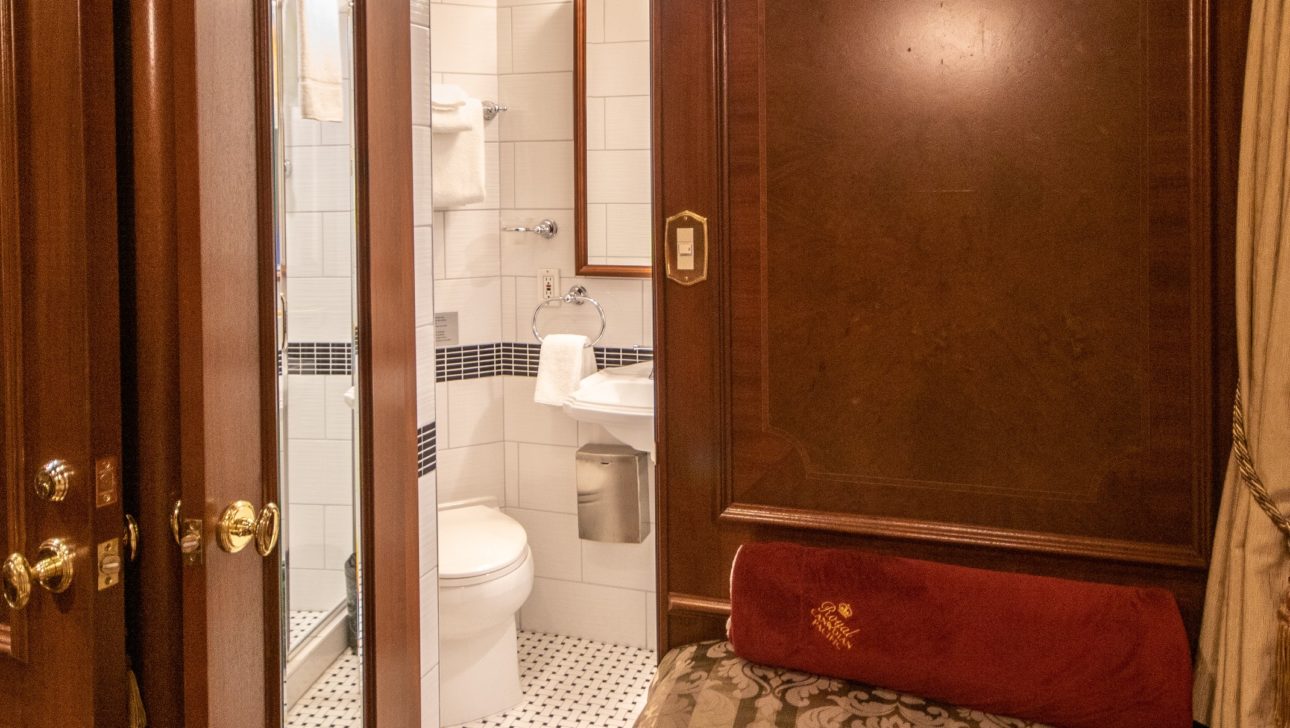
<box><xmin>353</xmin><ymin>2</ymin><xmax>422</xmax><ymax>726</ymax></box>
<box><xmin>656</xmin><ymin>0</ymin><xmax>1245</xmax><ymax>651</ymax></box>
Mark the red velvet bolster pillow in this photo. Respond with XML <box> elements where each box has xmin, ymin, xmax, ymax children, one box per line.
<box><xmin>727</xmin><ymin>542</ymin><xmax>1191</xmax><ymax>728</ymax></box>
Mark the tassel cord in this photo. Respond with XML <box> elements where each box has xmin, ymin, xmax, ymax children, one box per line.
<box><xmin>1231</xmin><ymin>383</ymin><xmax>1290</xmax><ymax>727</ymax></box>
<box><xmin>1231</xmin><ymin>385</ymin><xmax>1290</xmax><ymax>541</ymax></box>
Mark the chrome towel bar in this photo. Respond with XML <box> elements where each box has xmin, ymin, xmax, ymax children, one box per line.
<box><xmin>502</xmin><ymin>218</ymin><xmax>559</xmax><ymax>239</ymax></box>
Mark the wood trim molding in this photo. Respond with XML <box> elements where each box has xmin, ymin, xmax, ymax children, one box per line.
<box><xmin>719</xmin><ymin>503</ymin><xmax>1210</xmax><ymax>569</ymax></box>
<box><xmin>352</xmin><ymin>2</ymin><xmax>422</xmax><ymax>726</ymax></box>
<box><xmin>252</xmin><ymin>0</ymin><xmax>283</xmax><ymax>721</ymax></box>
<box><xmin>0</xmin><ymin>0</ymin><xmax>26</xmax><ymax>665</ymax></box>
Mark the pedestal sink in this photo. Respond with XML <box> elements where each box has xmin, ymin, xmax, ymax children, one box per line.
<box><xmin>562</xmin><ymin>361</ymin><xmax>656</xmax><ymax>460</ymax></box>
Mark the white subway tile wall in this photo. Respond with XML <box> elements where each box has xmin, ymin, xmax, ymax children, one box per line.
<box><xmin>425</xmin><ymin>0</ymin><xmax>658</xmax><ymax>662</ymax></box>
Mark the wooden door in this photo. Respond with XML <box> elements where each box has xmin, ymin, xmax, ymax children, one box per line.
<box><xmin>122</xmin><ymin>0</ymin><xmax>280</xmax><ymax>724</ymax></box>
<box><xmin>0</xmin><ymin>0</ymin><xmax>127</xmax><ymax>725</ymax></box>
<box><xmin>172</xmin><ymin>1</ymin><xmax>280</xmax><ymax>725</ymax></box>
<box><xmin>654</xmin><ymin>0</ymin><xmax>1248</xmax><ymax>650</ymax></box>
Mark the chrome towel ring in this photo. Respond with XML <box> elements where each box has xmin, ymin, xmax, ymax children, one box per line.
<box><xmin>532</xmin><ymin>286</ymin><xmax>607</xmax><ymax>348</ymax></box>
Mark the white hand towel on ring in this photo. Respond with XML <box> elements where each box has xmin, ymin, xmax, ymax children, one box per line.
<box><xmin>534</xmin><ymin>334</ymin><xmax>596</xmax><ymax>406</ymax></box>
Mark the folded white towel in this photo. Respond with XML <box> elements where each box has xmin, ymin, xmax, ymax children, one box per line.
<box><xmin>298</xmin><ymin>0</ymin><xmax>344</xmax><ymax>122</ymax></box>
<box><xmin>431</xmin><ymin>84</ymin><xmax>472</xmax><ymax>133</ymax></box>
<box><xmin>431</xmin><ymin>83</ymin><xmax>468</xmax><ymax>109</ymax></box>
<box><xmin>534</xmin><ymin>335</ymin><xmax>596</xmax><ymax>406</ymax></box>
<box><xmin>432</xmin><ymin>98</ymin><xmax>487</xmax><ymax>209</ymax></box>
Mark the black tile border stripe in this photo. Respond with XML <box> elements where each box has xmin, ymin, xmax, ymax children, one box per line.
<box><xmin>435</xmin><ymin>342</ymin><xmax>653</xmax><ymax>382</ymax></box>
<box><xmin>417</xmin><ymin>421</ymin><xmax>437</xmax><ymax>476</ymax></box>
<box><xmin>286</xmin><ymin>342</ymin><xmax>354</xmax><ymax>375</ymax></box>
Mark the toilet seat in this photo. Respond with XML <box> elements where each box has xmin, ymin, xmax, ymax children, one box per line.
<box><xmin>439</xmin><ymin>505</ymin><xmax>529</xmax><ymax>587</ymax></box>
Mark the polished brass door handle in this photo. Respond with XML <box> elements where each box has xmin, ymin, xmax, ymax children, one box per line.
<box><xmin>216</xmin><ymin>500</ymin><xmax>280</xmax><ymax>556</ymax></box>
<box><xmin>2</xmin><ymin>538</ymin><xmax>75</xmax><ymax>610</ymax></box>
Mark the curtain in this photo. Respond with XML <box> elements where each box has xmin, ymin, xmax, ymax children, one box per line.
<box><xmin>1193</xmin><ymin>0</ymin><xmax>1290</xmax><ymax>724</ymax></box>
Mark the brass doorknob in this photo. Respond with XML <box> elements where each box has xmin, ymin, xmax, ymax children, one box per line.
<box><xmin>2</xmin><ymin>539</ymin><xmax>75</xmax><ymax>610</ymax></box>
<box><xmin>216</xmin><ymin>501</ymin><xmax>280</xmax><ymax>556</ymax></box>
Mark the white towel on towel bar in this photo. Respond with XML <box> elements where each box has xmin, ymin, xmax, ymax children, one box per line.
<box><xmin>432</xmin><ymin>98</ymin><xmax>487</xmax><ymax>209</ymax></box>
<box><xmin>298</xmin><ymin>0</ymin><xmax>344</xmax><ymax>122</ymax></box>
<box><xmin>534</xmin><ymin>335</ymin><xmax>596</xmax><ymax>406</ymax></box>
<box><xmin>431</xmin><ymin>84</ymin><xmax>472</xmax><ymax>133</ymax></box>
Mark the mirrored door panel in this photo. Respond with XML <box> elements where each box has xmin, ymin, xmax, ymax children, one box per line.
<box><xmin>269</xmin><ymin>0</ymin><xmax>364</xmax><ymax>722</ymax></box>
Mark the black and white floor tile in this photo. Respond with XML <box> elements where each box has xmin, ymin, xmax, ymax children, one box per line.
<box><xmin>456</xmin><ymin>631</ymin><xmax>657</xmax><ymax>728</ymax></box>
<box><xmin>284</xmin><ymin>631</ymin><xmax>657</xmax><ymax>728</ymax></box>
<box><xmin>289</xmin><ymin>610</ymin><xmax>330</xmax><ymax>650</ymax></box>
<box><xmin>286</xmin><ymin>651</ymin><xmax>363</xmax><ymax>727</ymax></box>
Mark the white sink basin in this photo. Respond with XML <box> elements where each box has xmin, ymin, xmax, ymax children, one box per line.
<box><xmin>562</xmin><ymin>361</ymin><xmax>655</xmax><ymax>459</ymax></box>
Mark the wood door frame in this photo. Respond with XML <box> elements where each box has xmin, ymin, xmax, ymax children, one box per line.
<box><xmin>0</xmin><ymin>0</ymin><xmax>26</xmax><ymax>667</ymax></box>
<box><xmin>123</xmin><ymin>0</ymin><xmax>421</xmax><ymax>724</ymax></box>
<box><xmin>353</xmin><ymin>1</ymin><xmax>423</xmax><ymax>725</ymax></box>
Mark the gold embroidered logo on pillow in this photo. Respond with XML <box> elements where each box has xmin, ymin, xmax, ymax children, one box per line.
<box><xmin>811</xmin><ymin>601</ymin><xmax>860</xmax><ymax>650</ymax></box>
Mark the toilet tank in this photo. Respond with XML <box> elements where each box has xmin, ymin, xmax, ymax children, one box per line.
<box><xmin>575</xmin><ymin>444</ymin><xmax>650</xmax><ymax>543</ymax></box>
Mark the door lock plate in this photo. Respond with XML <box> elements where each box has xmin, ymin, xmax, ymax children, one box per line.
<box><xmin>97</xmin><ymin>538</ymin><xmax>122</xmax><ymax>591</ymax></box>
<box><xmin>95</xmin><ymin>456</ymin><xmax>120</xmax><ymax>508</ymax></box>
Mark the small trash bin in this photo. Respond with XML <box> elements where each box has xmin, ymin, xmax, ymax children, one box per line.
<box><xmin>575</xmin><ymin>444</ymin><xmax>650</xmax><ymax>543</ymax></box>
<box><xmin>344</xmin><ymin>553</ymin><xmax>358</xmax><ymax>650</ymax></box>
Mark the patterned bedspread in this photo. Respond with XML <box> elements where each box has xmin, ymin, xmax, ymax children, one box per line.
<box><xmin>634</xmin><ymin>641</ymin><xmax>1051</xmax><ymax>728</ymax></box>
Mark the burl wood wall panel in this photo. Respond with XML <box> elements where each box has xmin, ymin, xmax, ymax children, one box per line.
<box><xmin>655</xmin><ymin>0</ymin><xmax>1245</xmax><ymax>650</ymax></box>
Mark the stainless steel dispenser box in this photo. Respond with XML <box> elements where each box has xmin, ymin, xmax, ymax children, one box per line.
<box><xmin>575</xmin><ymin>444</ymin><xmax>650</xmax><ymax>543</ymax></box>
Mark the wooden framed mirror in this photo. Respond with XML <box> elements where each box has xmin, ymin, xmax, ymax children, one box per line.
<box><xmin>574</xmin><ymin>0</ymin><xmax>653</xmax><ymax>277</ymax></box>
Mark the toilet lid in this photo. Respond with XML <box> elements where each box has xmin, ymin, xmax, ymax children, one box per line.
<box><xmin>438</xmin><ymin>506</ymin><xmax>529</xmax><ymax>580</ymax></box>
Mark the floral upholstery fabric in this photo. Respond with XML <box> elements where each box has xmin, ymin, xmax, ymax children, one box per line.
<box><xmin>634</xmin><ymin>641</ymin><xmax>1051</xmax><ymax>728</ymax></box>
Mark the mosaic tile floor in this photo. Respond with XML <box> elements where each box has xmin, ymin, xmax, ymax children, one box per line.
<box><xmin>285</xmin><ymin>631</ymin><xmax>657</xmax><ymax>728</ymax></box>
<box><xmin>286</xmin><ymin>651</ymin><xmax>362</xmax><ymax>727</ymax></box>
<box><xmin>456</xmin><ymin>631</ymin><xmax>656</xmax><ymax>728</ymax></box>
<box><xmin>289</xmin><ymin>610</ymin><xmax>330</xmax><ymax>651</ymax></box>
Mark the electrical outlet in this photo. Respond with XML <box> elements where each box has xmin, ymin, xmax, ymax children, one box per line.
<box><xmin>539</xmin><ymin>268</ymin><xmax>560</xmax><ymax>300</ymax></box>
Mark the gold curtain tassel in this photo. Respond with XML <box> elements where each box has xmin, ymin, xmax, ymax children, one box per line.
<box><xmin>1278</xmin><ymin>580</ymin><xmax>1290</xmax><ymax>728</ymax></box>
<box><xmin>127</xmin><ymin>667</ymin><xmax>147</xmax><ymax>728</ymax></box>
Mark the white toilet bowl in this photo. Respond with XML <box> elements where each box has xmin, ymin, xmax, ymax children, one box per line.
<box><xmin>438</xmin><ymin>504</ymin><xmax>534</xmax><ymax>726</ymax></box>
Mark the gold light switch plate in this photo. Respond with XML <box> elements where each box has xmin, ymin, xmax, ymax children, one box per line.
<box><xmin>664</xmin><ymin>210</ymin><xmax>708</xmax><ymax>286</ymax></box>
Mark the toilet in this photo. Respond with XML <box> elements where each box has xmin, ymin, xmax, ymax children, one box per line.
<box><xmin>438</xmin><ymin>503</ymin><xmax>534</xmax><ymax>726</ymax></box>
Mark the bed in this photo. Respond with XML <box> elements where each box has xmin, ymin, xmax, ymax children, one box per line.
<box><xmin>634</xmin><ymin>640</ymin><xmax>1050</xmax><ymax>728</ymax></box>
